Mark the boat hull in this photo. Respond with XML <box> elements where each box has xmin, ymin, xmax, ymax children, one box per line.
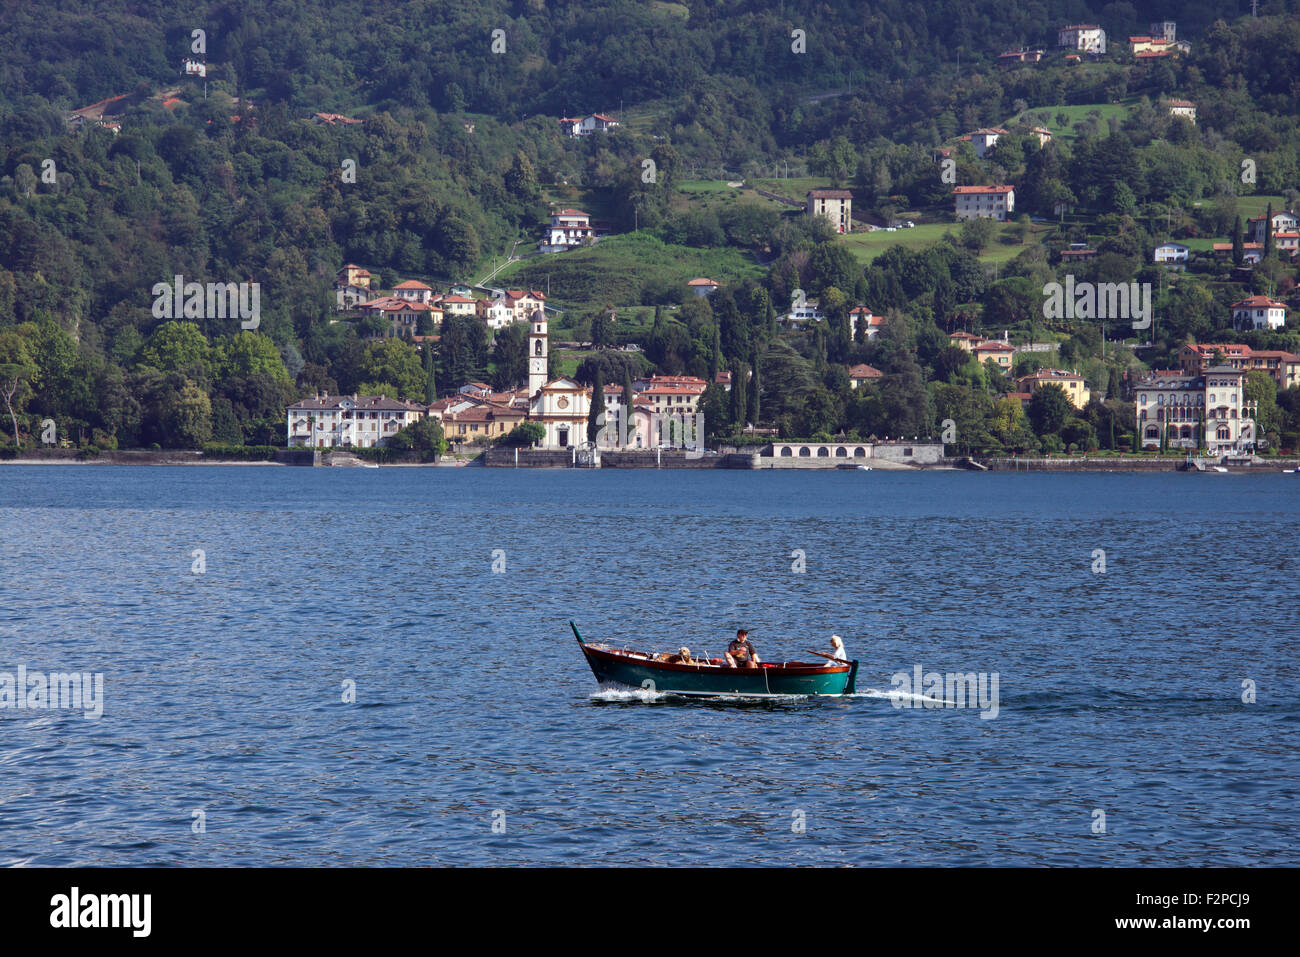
<box><xmin>579</xmin><ymin>641</ymin><xmax>857</xmax><ymax>697</ymax></box>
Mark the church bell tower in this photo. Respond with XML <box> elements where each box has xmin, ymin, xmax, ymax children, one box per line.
<box><xmin>528</xmin><ymin>309</ymin><xmax>548</xmax><ymax>396</ymax></box>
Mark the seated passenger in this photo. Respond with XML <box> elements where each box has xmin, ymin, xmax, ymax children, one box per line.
<box><xmin>724</xmin><ymin>629</ymin><xmax>760</xmax><ymax>668</ymax></box>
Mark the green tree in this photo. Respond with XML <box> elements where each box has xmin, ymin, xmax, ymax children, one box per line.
<box><xmin>491</xmin><ymin>322</ymin><xmax>527</xmax><ymax>391</ymax></box>
<box><xmin>587</xmin><ymin>367</ymin><xmax>605</xmax><ymax>444</ymax></box>
<box><xmin>501</xmin><ymin>422</ymin><xmax>545</xmax><ymax>447</ymax></box>
<box><xmin>1244</xmin><ymin>370</ymin><xmax>1279</xmax><ymax>440</ymax></box>
<box><xmin>389</xmin><ymin>416</ymin><xmax>446</xmax><ymax>458</ymax></box>
<box><xmin>162</xmin><ymin>381</ymin><xmax>213</xmax><ymax>448</ymax></box>
<box><xmin>360</xmin><ymin>339</ymin><xmax>423</xmax><ymax>399</ymax></box>
<box><xmin>1028</xmin><ymin>384</ymin><xmax>1072</xmax><ymax>436</ymax></box>
<box><xmin>959</xmin><ymin>217</ymin><xmax>995</xmax><ymax>252</ymax></box>
<box><xmin>139</xmin><ymin>321</ymin><xmax>212</xmax><ymax>378</ymax></box>
<box><xmin>423</xmin><ymin>342</ymin><xmax>437</xmax><ymax>404</ymax></box>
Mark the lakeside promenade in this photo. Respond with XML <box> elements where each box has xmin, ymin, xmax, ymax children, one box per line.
<box><xmin>4</xmin><ymin>448</ymin><xmax>1298</xmax><ymax>472</ymax></box>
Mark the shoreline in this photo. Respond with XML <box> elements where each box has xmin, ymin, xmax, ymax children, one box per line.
<box><xmin>2</xmin><ymin>454</ymin><xmax>1296</xmax><ymax>473</ymax></box>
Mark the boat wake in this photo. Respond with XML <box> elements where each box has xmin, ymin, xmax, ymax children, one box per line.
<box><xmin>588</xmin><ymin>684</ymin><xmax>812</xmax><ymax>704</ymax></box>
<box><xmin>589</xmin><ymin>686</ymin><xmax>669</xmax><ymax>703</ymax></box>
<box><xmin>857</xmin><ymin>687</ymin><xmax>955</xmax><ymax>706</ymax></box>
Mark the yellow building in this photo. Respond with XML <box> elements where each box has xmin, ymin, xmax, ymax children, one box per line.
<box><xmin>1016</xmin><ymin>369</ymin><xmax>1091</xmax><ymax>409</ymax></box>
<box><xmin>440</xmin><ymin>403</ymin><xmax>526</xmax><ymax>443</ymax></box>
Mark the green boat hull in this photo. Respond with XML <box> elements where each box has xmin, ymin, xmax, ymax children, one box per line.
<box><xmin>572</xmin><ymin>621</ymin><xmax>857</xmax><ymax>697</ymax></box>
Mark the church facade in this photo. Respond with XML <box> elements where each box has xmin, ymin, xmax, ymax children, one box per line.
<box><xmin>526</xmin><ymin>310</ymin><xmax>590</xmax><ymax>448</ymax></box>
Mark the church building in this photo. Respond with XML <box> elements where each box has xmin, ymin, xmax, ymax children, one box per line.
<box><xmin>526</xmin><ymin>310</ymin><xmax>590</xmax><ymax>448</ymax></box>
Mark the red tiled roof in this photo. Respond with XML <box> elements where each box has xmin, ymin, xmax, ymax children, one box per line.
<box><xmin>1231</xmin><ymin>296</ymin><xmax>1287</xmax><ymax>310</ymax></box>
<box><xmin>954</xmin><ymin>185</ymin><xmax>1014</xmax><ymax>194</ymax></box>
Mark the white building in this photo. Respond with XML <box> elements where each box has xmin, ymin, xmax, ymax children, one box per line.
<box><xmin>1058</xmin><ymin>24</ymin><xmax>1106</xmax><ymax>54</ymax></box>
<box><xmin>560</xmin><ymin>113</ymin><xmax>621</xmax><ymax>137</ymax></box>
<box><xmin>849</xmin><ymin>306</ymin><xmax>884</xmax><ymax>340</ymax></box>
<box><xmin>539</xmin><ymin>208</ymin><xmax>595</xmax><ymax>251</ymax></box>
<box><xmin>1246</xmin><ymin>210</ymin><xmax>1299</xmax><ymax>244</ymax></box>
<box><xmin>477</xmin><ymin>297</ymin><xmax>515</xmax><ymax>330</ymax></box>
<box><xmin>525</xmin><ymin>311</ymin><xmax>590</xmax><ymax>448</ymax></box>
<box><xmin>1163</xmin><ymin>99</ymin><xmax>1197</xmax><ymax>123</ymax></box>
<box><xmin>501</xmin><ymin>290</ymin><xmax>546</xmax><ymax>322</ymax></box>
<box><xmin>786</xmin><ymin>300</ymin><xmax>825</xmax><ymax>327</ymax></box>
<box><xmin>1135</xmin><ymin>367</ymin><xmax>1256</xmax><ymax>454</ymax></box>
<box><xmin>437</xmin><ymin>294</ymin><xmax>477</xmax><ymax>317</ymax></box>
<box><xmin>393</xmin><ymin>280</ymin><xmax>434</xmax><ymax>304</ymax></box>
<box><xmin>954</xmin><ymin>185</ymin><xmax>1015</xmax><ymax>221</ymax></box>
<box><xmin>286</xmin><ymin>394</ymin><xmax>426</xmax><ymax>448</ymax></box>
<box><xmin>1231</xmin><ymin>296</ymin><xmax>1289</xmax><ymax>331</ymax></box>
<box><xmin>967</xmin><ymin>128</ymin><xmax>1008</xmax><ymax>158</ymax></box>
<box><xmin>1154</xmin><ymin>242</ymin><xmax>1189</xmax><ymax>264</ymax></box>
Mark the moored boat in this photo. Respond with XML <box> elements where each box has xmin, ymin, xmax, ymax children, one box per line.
<box><xmin>571</xmin><ymin>621</ymin><xmax>857</xmax><ymax>697</ymax></box>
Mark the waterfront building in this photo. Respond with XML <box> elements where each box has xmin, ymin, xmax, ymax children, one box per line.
<box><xmin>287</xmin><ymin>393</ymin><xmax>425</xmax><ymax>448</ymax></box>
<box><xmin>1135</xmin><ymin>366</ymin><xmax>1256</xmax><ymax>453</ymax></box>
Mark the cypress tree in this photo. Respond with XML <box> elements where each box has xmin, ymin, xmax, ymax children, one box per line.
<box><xmin>587</xmin><ymin>367</ymin><xmax>605</xmax><ymax>444</ymax></box>
<box><xmin>423</xmin><ymin>342</ymin><xmax>437</xmax><ymax>405</ymax></box>
<box><xmin>622</xmin><ymin>365</ymin><xmax>635</xmax><ymax>445</ymax></box>
<box><xmin>730</xmin><ymin>362</ymin><xmax>748</xmax><ymax>431</ymax></box>
<box><xmin>1264</xmin><ymin>203</ymin><xmax>1274</xmax><ymax>259</ymax></box>
<box><xmin>748</xmin><ymin>352</ymin><xmax>761</xmax><ymax>426</ymax></box>
<box><xmin>709</xmin><ymin>323</ymin><xmax>721</xmax><ymax>383</ymax></box>
<box><xmin>1232</xmin><ymin>215</ymin><xmax>1243</xmax><ymax>266</ymax></box>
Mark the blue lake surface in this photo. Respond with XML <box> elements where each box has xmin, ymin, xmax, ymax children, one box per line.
<box><xmin>0</xmin><ymin>465</ymin><xmax>1296</xmax><ymax>866</ymax></box>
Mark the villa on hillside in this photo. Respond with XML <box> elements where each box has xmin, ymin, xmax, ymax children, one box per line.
<box><xmin>1179</xmin><ymin>343</ymin><xmax>1300</xmax><ymax>389</ymax></box>
<box><xmin>1231</xmin><ymin>295</ymin><xmax>1289</xmax><ymax>331</ymax></box>
<box><xmin>954</xmin><ymin>185</ymin><xmax>1015</xmax><ymax>221</ymax></box>
<box><xmin>539</xmin><ymin>208</ymin><xmax>595</xmax><ymax>251</ymax></box>
<box><xmin>560</xmin><ymin>113</ymin><xmax>621</xmax><ymax>137</ymax></box>
<box><xmin>1058</xmin><ymin>24</ymin><xmax>1106</xmax><ymax>54</ymax></box>
<box><xmin>1017</xmin><ymin>368</ymin><xmax>1090</xmax><ymax>409</ymax></box>
<box><xmin>1246</xmin><ymin>210</ymin><xmax>1299</xmax><ymax>244</ymax></box>
<box><xmin>967</xmin><ymin>128</ymin><xmax>1008</xmax><ymax>158</ymax></box>
<box><xmin>1153</xmin><ymin>242</ymin><xmax>1189</xmax><ymax>266</ymax></box>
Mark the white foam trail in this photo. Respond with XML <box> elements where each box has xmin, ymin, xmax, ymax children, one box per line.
<box><xmin>589</xmin><ymin>687</ymin><xmax>667</xmax><ymax>703</ymax></box>
<box><xmin>859</xmin><ymin>688</ymin><xmax>955</xmax><ymax>706</ymax></box>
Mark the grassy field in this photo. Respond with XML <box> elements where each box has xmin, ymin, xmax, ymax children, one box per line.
<box><xmin>1005</xmin><ymin>101</ymin><xmax>1134</xmax><ymax>142</ymax></box>
<box><xmin>539</xmin><ymin>185</ymin><xmax>618</xmax><ymax>221</ymax></box>
<box><xmin>750</xmin><ymin>176</ymin><xmax>834</xmax><ymax>203</ymax></box>
<box><xmin>1236</xmin><ymin>194</ymin><xmax>1289</xmax><ymax>219</ymax></box>
<box><xmin>493</xmin><ymin>232</ymin><xmax>764</xmax><ymax>309</ymax></box>
<box><xmin>676</xmin><ymin>179</ymin><xmax>739</xmax><ymax>194</ymax></box>
<box><xmin>840</xmin><ymin>221</ymin><xmax>1044</xmax><ymax>265</ymax></box>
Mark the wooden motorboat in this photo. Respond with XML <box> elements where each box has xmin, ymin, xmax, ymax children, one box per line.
<box><xmin>571</xmin><ymin>621</ymin><xmax>857</xmax><ymax>697</ymax></box>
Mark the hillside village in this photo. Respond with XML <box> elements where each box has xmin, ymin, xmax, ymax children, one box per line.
<box><xmin>3</xmin><ymin>6</ymin><xmax>1300</xmax><ymax>462</ymax></box>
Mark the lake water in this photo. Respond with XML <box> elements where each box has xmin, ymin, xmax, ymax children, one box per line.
<box><xmin>0</xmin><ymin>465</ymin><xmax>1296</xmax><ymax>866</ymax></box>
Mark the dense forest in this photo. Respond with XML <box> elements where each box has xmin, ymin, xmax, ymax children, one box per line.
<box><xmin>2</xmin><ymin>1</ymin><xmax>1300</xmax><ymax>452</ymax></box>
